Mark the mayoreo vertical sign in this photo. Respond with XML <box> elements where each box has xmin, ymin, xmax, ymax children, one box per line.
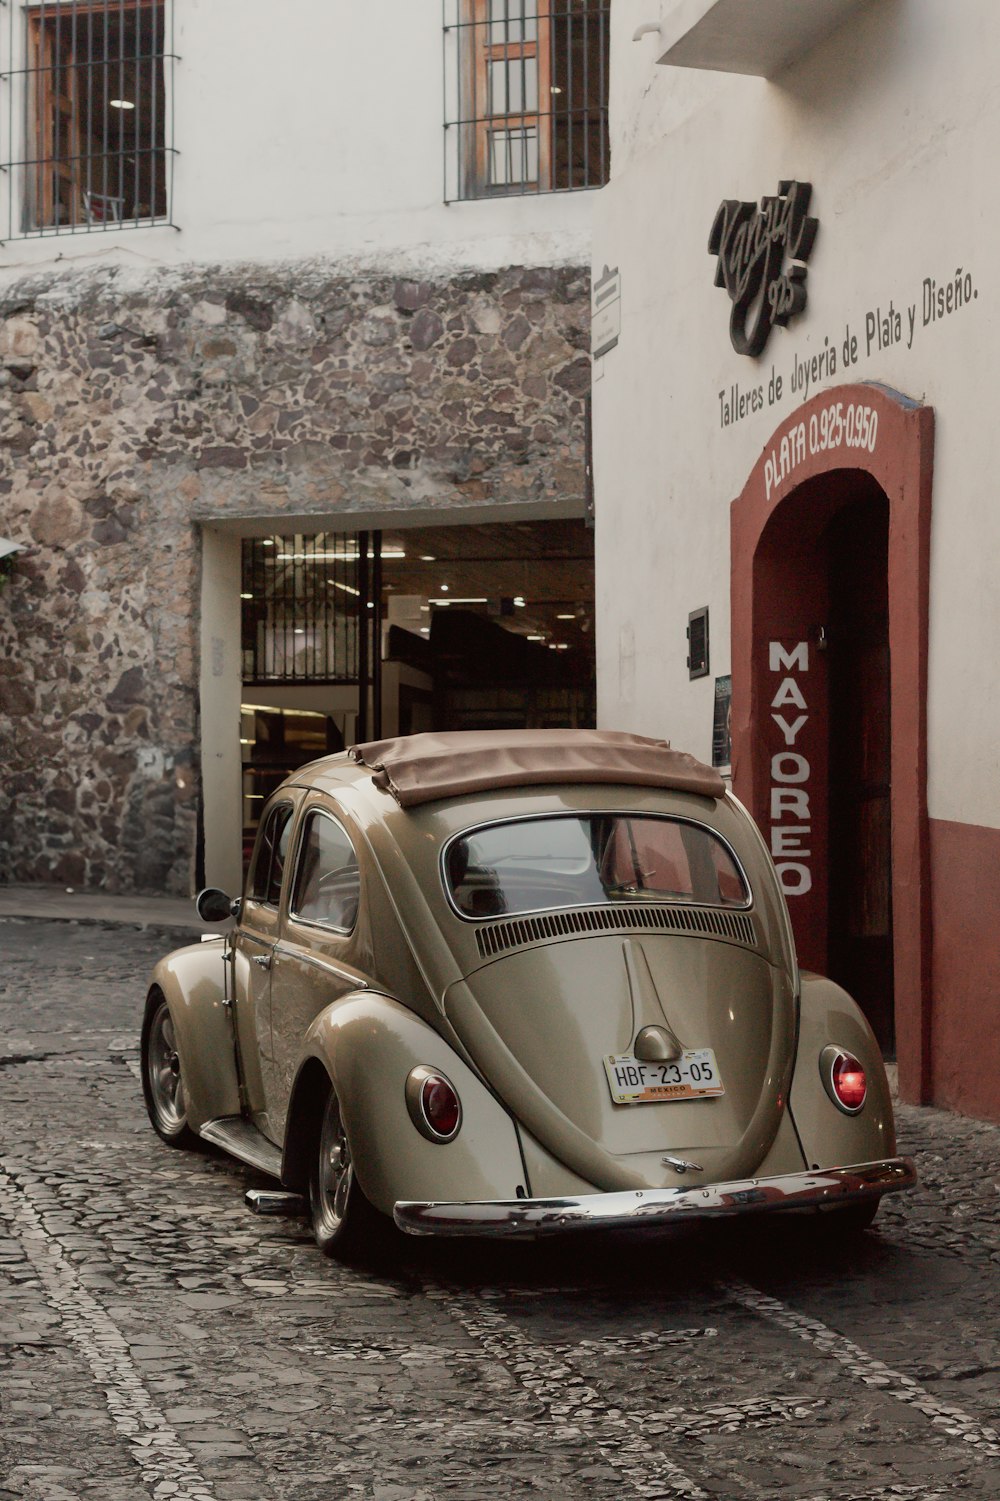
<box><xmin>592</xmin><ymin>264</ymin><xmax>621</xmax><ymax>359</ymax></box>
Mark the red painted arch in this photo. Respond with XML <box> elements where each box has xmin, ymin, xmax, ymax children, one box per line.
<box><xmin>731</xmin><ymin>383</ymin><xmax>934</xmax><ymax>1104</ymax></box>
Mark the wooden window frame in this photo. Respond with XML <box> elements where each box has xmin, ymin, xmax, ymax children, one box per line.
<box><xmin>26</xmin><ymin>0</ymin><xmax>164</xmax><ymax>232</ymax></box>
<box><xmin>450</xmin><ymin>1</ymin><xmax>610</xmax><ymax>203</ymax></box>
<box><xmin>464</xmin><ymin>1</ymin><xmax>552</xmax><ymax>196</ymax></box>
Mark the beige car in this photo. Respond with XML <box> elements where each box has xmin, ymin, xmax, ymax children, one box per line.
<box><xmin>141</xmin><ymin>729</ymin><xmax>915</xmax><ymax>1258</ymax></box>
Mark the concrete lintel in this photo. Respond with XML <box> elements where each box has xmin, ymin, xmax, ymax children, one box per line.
<box><xmin>192</xmin><ymin>496</ymin><xmax>588</xmax><ymax>538</ymax></box>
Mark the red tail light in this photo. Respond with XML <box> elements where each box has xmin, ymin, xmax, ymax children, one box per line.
<box><xmin>831</xmin><ymin>1052</ymin><xmax>867</xmax><ymax>1112</ymax></box>
<box><xmin>406</xmin><ymin>1066</ymin><xmax>462</xmax><ymax>1142</ymax></box>
<box><xmin>422</xmin><ymin>1075</ymin><xmax>460</xmax><ymax>1138</ymax></box>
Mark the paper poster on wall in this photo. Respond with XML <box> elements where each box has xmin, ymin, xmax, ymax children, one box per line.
<box><xmin>712</xmin><ymin>675</ymin><xmax>732</xmax><ymax>771</ymax></box>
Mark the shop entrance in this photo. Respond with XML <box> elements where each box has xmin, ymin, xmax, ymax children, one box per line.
<box><xmin>755</xmin><ymin>475</ymin><xmax>893</xmax><ymax>1050</ymax></box>
<box><xmin>730</xmin><ymin>383</ymin><xmax>933</xmax><ymax>1100</ymax></box>
<box><xmin>237</xmin><ymin>517</ymin><xmax>595</xmax><ymax>849</ymax></box>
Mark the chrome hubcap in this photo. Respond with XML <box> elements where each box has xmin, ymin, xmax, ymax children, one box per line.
<box><xmin>315</xmin><ymin>1093</ymin><xmax>352</xmax><ymax>1235</ymax></box>
<box><xmin>148</xmin><ymin>1002</ymin><xmax>186</xmax><ymax>1131</ymax></box>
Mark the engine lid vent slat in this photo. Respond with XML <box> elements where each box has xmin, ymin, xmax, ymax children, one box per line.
<box><xmin>474</xmin><ymin>905</ymin><xmax>757</xmax><ymax>959</ymax></box>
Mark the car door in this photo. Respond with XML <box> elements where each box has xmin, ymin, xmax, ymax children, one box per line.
<box><xmin>266</xmin><ymin>800</ymin><xmax>373</xmax><ymax>1140</ymax></box>
<box><xmin>230</xmin><ymin>795</ymin><xmax>299</xmax><ymax>1136</ymax></box>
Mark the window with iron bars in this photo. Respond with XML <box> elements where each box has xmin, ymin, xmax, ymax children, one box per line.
<box><xmin>443</xmin><ymin>0</ymin><xmax>609</xmax><ymax>202</ymax></box>
<box><xmin>0</xmin><ymin>0</ymin><xmax>176</xmax><ymax>239</ymax></box>
<box><xmin>242</xmin><ymin>534</ymin><xmax>365</xmax><ymax>687</ymax></box>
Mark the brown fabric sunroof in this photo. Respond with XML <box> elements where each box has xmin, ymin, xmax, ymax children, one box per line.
<box><xmin>349</xmin><ymin>730</ymin><xmax>725</xmax><ymax>808</ymax></box>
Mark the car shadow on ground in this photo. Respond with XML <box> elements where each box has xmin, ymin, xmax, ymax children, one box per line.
<box><xmin>231</xmin><ymin>1143</ymin><xmax>919</xmax><ymax>1306</ymax></box>
<box><xmin>396</xmin><ymin>1212</ymin><xmax>912</xmax><ymax>1298</ymax></box>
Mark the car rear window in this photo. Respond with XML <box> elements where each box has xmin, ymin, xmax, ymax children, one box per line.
<box><xmin>445</xmin><ymin>814</ymin><xmax>749</xmax><ymax>919</ymax></box>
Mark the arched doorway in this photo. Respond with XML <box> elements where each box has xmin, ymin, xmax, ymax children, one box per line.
<box><xmin>730</xmin><ymin>384</ymin><xmax>934</xmax><ymax>1103</ymax></box>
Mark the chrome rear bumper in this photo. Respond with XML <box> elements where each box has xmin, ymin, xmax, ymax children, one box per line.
<box><xmin>393</xmin><ymin>1156</ymin><xmax>916</xmax><ymax>1238</ymax></box>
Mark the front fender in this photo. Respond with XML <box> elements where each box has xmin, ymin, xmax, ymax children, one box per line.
<box><xmin>284</xmin><ymin>993</ymin><xmax>526</xmax><ymax>1218</ymax></box>
<box><xmin>147</xmin><ymin>940</ymin><xmax>240</xmax><ymax>1131</ymax></box>
<box><xmin>788</xmin><ymin>973</ymin><xmax>896</xmax><ymax>1170</ymax></box>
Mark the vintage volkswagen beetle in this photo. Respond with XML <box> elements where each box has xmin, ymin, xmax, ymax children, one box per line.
<box><xmin>141</xmin><ymin>729</ymin><xmax>915</xmax><ymax>1257</ymax></box>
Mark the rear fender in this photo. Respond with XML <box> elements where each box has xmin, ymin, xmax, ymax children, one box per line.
<box><xmin>789</xmin><ymin>973</ymin><xmax>896</xmax><ymax>1169</ymax></box>
<box><xmin>147</xmin><ymin>940</ymin><xmax>240</xmax><ymax>1131</ymax></box>
<box><xmin>282</xmin><ymin>992</ymin><xmax>525</xmax><ymax>1217</ymax></box>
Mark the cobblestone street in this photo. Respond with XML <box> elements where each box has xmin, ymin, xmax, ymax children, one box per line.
<box><xmin>1</xmin><ymin>918</ymin><xmax>998</xmax><ymax>1501</ymax></box>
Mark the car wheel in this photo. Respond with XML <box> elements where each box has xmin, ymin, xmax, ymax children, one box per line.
<box><xmin>309</xmin><ymin>1083</ymin><xmax>388</xmax><ymax>1259</ymax></box>
<box><xmin>141</xmin><ymin>991</ymin><xmax>198</xmax><ymax>1149</ymax></box>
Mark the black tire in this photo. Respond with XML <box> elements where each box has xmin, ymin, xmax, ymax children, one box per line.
<box><xmin>140</xmin><ymin>989</ymin><xmax>199</xmax><ymax>1149</ymax></box>
<box><xmin>308</xmin><ymin>1082</ymin><xmax>391</xmax><ymax>1260</ymax></box>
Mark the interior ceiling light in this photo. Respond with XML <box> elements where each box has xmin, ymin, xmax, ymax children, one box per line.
<box><xmin>440</xmin><ymin>583</ymin><xmax>449</xmax><ymax>591</ymax></box>
<box><xmin>420</xmin><ymin>554</ymin><xmax>436</xmax><ymax>561</ymax></box>
<box><xmin>328</xmin><ymin>580</ymin><xmax>360</xmax><ymax>597</ymax></box>
<box><xmin>527</xmin><ymin>634</ymin><xmax>545</xmax><ymax>641</ymax></box>
<box><xmin>428</xmin><ymin>597</ymin><xmax>487</xmax><ymax>605</ymax></box>
<box><xmin>556</xmin><ymin>613</ymin><xmax>575</xmax><ymax>620</ymax></box>
<box><xmin>242</xmin><ymin>703</ymin><xmax>326</xmax><ymax>717</ymax></box>
<box><xmin>261</xmin><ymin>539</ymin><xmax>275</xmax><ymax>547</ymax></box>
<box><xmin>240</xmin><ymin>592</ymin><xmax>253</xmax><ymax>600</ymax></box>
<box><xmin>513</xmin><ymin>597</ymin><xmax>526</xmax><ymax>607</ymax></box>
<box><xmin>274</xmin><ymin>548</ymin><xmax>405</xmax><ymax>562</ymax></box>
<box><xmin>110</xmin><ymin>98</ymin><xmax>135</xmax><ymax>110</ymax></box>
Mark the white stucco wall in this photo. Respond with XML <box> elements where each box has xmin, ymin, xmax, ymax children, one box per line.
<box><xmin>593</xmin><ymin>0</ymin><xmax>1000</xmax><ymax>829</ymax></box>
<box><xmin>0</xmin><ymin>0</ymin><xmax>595</xmax><ymax>283</ymax></box>
<box><xmin>199</xmin><ymin>527</ymin><xmax>243</xmax><ymax>893</ymax></box>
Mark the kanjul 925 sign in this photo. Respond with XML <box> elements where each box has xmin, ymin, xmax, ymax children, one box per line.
<box><xmin>708</xmin><ymin>181</ymin><xmax>818</xmax><ymax>357</ymax></box>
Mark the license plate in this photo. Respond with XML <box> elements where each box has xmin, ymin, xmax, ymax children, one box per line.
<box><xmin>604</xmin><ymin>1049</ymin><xmax>725</xmax><ymax>1104</ymax></box>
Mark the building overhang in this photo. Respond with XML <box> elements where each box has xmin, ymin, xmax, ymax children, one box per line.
<box><xmin>652</xmin><ymin>0</ymin><xmax>871</xmax><ymax>79</ymax></box>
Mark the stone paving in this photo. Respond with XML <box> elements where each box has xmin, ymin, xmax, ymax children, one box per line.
<box><xmin>1</xmin><ymin>918</ymin><xmax>998</xmax><ymax>1500</ymax></box>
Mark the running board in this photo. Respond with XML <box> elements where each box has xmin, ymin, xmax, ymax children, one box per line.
<box><xmin>199</xmin><ymin>1116</ymin><xmax>283</xmax><ymax>1179</ymax></box>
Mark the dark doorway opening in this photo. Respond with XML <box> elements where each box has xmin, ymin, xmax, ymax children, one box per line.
<box><xmin>749</xmin><ymin>468</ymin><xmax>895</xmax><ymax>1054</ymax></box>
<box><xmin>825</xmin><ymin>488</ymin><xmax>894</xmax><ymax>1055</ymax></box>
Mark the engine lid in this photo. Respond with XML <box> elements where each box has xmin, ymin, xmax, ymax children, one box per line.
<box><xmin>444</xmin><ymin>934</ymin><xmax>796</xmax><ymax>1192</ymax></box>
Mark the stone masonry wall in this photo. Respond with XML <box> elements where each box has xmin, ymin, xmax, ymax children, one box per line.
<box><xmin>0</xmin><ymin>262</ymin><xmax>590</xmax><ymax>894</ymax></box>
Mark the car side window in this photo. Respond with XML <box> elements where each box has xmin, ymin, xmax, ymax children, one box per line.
<box><xmin>290</xmin><ymin>810</ymin><xmax>360</xmax><ymax>933</ymax></box>
<box><xmin>250</xmin><ymin>803</ymin><xmax>294</xmax><ymax>906</ymax></box>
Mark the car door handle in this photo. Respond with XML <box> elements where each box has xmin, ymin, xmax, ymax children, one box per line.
<box><xmin>251</xmin><ymin>954</ymin><xmax>272</xmax><ymax>970</ymax></box>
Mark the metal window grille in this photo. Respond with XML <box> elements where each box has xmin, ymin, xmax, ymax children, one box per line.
<box><xmin>687</xmin><ymin>607</ymin><xmax>710</xmax><ymax>681</ymax></box>
<box><xmin>242</xmin><ymin>534</ymin><xmax>365</xmax><ymax>687</ymax></box>
<box><xmin>443</xmin><ymin>0</ymin><xmax>609</xmax><ymax>203</ymax></box>
<box><xmin>0</xmin><ymin>0</ymin><xmax>177</xmax><ymax>240</ymax></box>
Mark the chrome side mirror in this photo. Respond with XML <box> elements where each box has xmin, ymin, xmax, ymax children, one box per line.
<box><xmin>196</xmin><ymin>887</ymin><xmax>239</xmax><ymax>923</ymax></box>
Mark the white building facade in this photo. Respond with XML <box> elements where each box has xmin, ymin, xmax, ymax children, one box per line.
<box><xmin>592</xmin><ymin>0</ymin><xmax>999</xmax><ymax>1120</ymax></box>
